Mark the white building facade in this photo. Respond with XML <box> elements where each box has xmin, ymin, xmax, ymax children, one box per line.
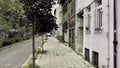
<box><xmin>115</xmin><ymin>0</ymin><xmax>120</xmax><ymax>68</ymax></box>
<box><xmin>75</xmin><ymin>0</ymin><xmax>84</xmax><ymax>54</ymax></box>
<box><xmin>55</xmin><ymin>4</ymin><xmax>63</xmax><ymax>36</ymax></box>
<box><xmin>76</xmin><ymin>0</ymin><xmax>114</xmax><ymax>68</ymax></box>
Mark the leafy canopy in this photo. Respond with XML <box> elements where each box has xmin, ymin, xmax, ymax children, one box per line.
<box><xmin>19</xmin><ymin>0</ymin><xmax>58</xmax><ymax>33</ymax></box>
<box><xmin>0</xmin><ymin>0</ymin><xmax>25</xmax><ymax>30</ymax></box>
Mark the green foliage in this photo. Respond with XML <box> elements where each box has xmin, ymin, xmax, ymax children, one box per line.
<box><xmin>0</xmin><ymin>0</ymin><xmax>33</xmax><ymax>47</ymax></box>
<box><xmin>0</xmin><ymin>42</ymin><xmax>3</xmax><ymax>47</ymax></box>
<box><xmin>35</xmin><ymin>47</ymin><xmax>41</xmax><ymax>55</ymax></box>
<box><xmin>23</xmin><ymin>63</ymin><xmax>39</xmax><ymax>68</ymax></box>
<box><xmin>14</xmin><ymin>36</ymin><xmax>23</xmax><ymax>42</ymax></box>
<box><xmin>2</xmin><ymin>38</ymin><xmax>15</xmax><ymax>46</ymax></box>
<box><xmin>19</xmin><ymin>0</ymin><xmax>58</xmax><ymax>33</ymax></box>
<box><xmin>0</xmin><ymin>0</ymin><xmax>25</xmax><ymax>29</ymax></box>
<box><xmin>1</xmin><ymin>36</ymin><xmax>31</xmax><ymax>47</ymax></box>
<box><xmin>56</xmin><ymin>35</ymin><xmax>63</xmax><ymax>40</ymax></box>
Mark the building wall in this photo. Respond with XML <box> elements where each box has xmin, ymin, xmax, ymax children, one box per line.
<box><xmin>58</xmin><ymin>0</ymin><xmax>114</xmax><ymax>68</ymax></box>
<box><xmin>75</xmin><ymin>0</ymin><xmax>84</xmax><ymax>53</ymax></box>
<box><xmin>56</xmin><ymin>4</ymin><xmax>63</xmax><ymax>36</ymax></box>
<box><xmin>116</xmin><ymin>0</ymin><xmax>120</xmax><ymax>68</ymax></box>
<box><xmin>62</xmin><ymin>1</ymin><xmax>69</xmax><ymax>43</ymax></box>
<box><xmin>80</xmin><ymin>0</ymin><xmax>113</xmax><ymax>68</ymax></box>
<box><xmin>109</xmin><ymin>0</ymin><xmax>114</xmax><ymax>68</ymax></box>
<box><xmin>68</xmin><ymin>0</ymin><xmax>76</xmax><ymax>50</ymax></box>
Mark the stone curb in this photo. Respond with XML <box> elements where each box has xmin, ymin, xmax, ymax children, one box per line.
<box><xmin>21</xmin><ymin>54</ymin><xmax>32</xmax><ymax>68</ymax></box>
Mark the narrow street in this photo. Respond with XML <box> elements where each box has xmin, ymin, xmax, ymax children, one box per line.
<box><xmin>0</xmin><ymin>37</ymin><xmax>42</xmax><ymax>68</ymax></box>
<box><xmin>0</xmin><ymin>0</ymin><xmax>120</xmax><ymax>68</ymax></box>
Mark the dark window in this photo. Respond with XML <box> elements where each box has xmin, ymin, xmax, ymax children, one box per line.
<box><xmin>86</xmin><ymin>14</ymin><xmax>91</xmax><ymax>33</ymax></box>
<box><xmin>87</xmin><ymin>6</ymin><xmax>91</xmax><ymax>12</ymax></box>
<box><xmin>92</xmin><ymin>51</ymin><xmax>99</xmax><ymax>67</ymax></box>
<box><xmin>63</xmin><ymin>22</ymin><xmax>67</xmax><ymax>33</ymax></box>
<box><xmin>97</xmin><ymin>0</ymin><xmax>102</xmax><ymax>6</ymax></box>
<box><xmin>63</xmin><ymin>1</ymin><xmax>67</xmax><ymax>14</ymax></box>
<box><xmin>71</xmin><ymin>0</ymin><xmax>75</xmax><ymax>18</ymax></box>
<box><xmin>85</xmin><ymin>48</ymin><xmax>90</xmax><ymax>61</ymax></box>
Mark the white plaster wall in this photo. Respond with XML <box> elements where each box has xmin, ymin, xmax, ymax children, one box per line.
<box><xmin>82</xmin><ymin>0</ymin><xmax>112</xmax><ymax>67</ymax></box>
<box><xmin>92</xmin><ymin>0</ymin><xmax>109</xmax><ymax>67</ymax></box>
<box><xmin>109</xmin><ymin>0</ymin><xmax>114</xmax><ymax>68</ymax></box>
<box><xmin>116</xmin><ymin>0</ymin><xmax>120</xmax><ymax>68</ymax></box>
<box><xmin>75</xmin><ymin>0</ymin><xmax>85</xmax><ymax>53</ymax></box>
<box><xmin>76</xmin><ymin>0</ymin><xmax>114</xmax><ymax>67</ymax></box>
<box><xmin>56</xmin><ymin>4</ymin><xmax>63</xmax><ymax>36</ymax></box>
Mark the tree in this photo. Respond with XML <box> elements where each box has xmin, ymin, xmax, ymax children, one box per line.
<box><xmin>19</xmin><ymin>0</ymin><xmax>58</xmax><ymax>33</ymax></box>
<box><xmin>0</xmin><ymin>0</ymin><xmax>25</xmax><ymax>30</ymax></box>
<box><xmin>19</xmin><ymin>0</ymin><xmax>58</xmax><ymax>67</ymax></box>
<box><xmin>0</xmin><ymin>0</ymin><xmax>32</xmax><ymax>47</ymax></box>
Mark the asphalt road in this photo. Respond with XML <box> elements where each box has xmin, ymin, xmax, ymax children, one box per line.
<box><xmin>0</xmin><ymin>36</ymin><xmax>42</xmax><ymax>68</ymax></box>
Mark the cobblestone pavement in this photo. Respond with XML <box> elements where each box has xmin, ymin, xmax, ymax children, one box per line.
<box><xmin>35</xmin><ymin>37</ymin><xmax>95</xmax><ymax>68</ymax></box>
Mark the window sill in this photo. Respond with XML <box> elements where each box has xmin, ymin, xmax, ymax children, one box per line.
<box><xmin>94</xmin><ymin>28</ymin><xmax>102</xmax><ymax>34</ymax></box>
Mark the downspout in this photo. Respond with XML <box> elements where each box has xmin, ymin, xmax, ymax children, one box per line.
<box><xmin>113</xmin><ymin>0</ymin><xmax>118</xmax><ymax>68</ymax></box>
<box><xmin>107</xmin><ymin>0</ymin><xmax>110</xmax><ymax>67</ymax></box>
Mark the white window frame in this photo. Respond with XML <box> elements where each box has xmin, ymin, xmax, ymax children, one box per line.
<box><xmin>85</xmin><ymin>6</ymin><xmax>91</xmax><ymax>34</ymax></box>
<box><xmin>95</xmin><ymin>0</ymin><xmax>103</xmax><ymax>33</ymax></box>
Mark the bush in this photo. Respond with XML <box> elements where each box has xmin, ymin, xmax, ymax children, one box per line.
<box><xmin>35</xmin><ymin>48</ymin><xmax>41</xmax><ymax>55</ymax></box>
<box><xmin>26</xmin><ymin>36</ymin><xmax>31</xmax><ymax>40</ymax></box>
<box><xmin>56</xmin><ymin>35</ymin><xmax>63</xmax><ymax>40</ymax></box>
<box><xmin>0</xmin><ymin>42</ymin><xmax>3</xmax><ymax>47</ymax></box>
<box><xmin>22</xmin><ymin>36</ymin><xmax>31</xmax><ymax>40</ymax></box>
<box><xmin>56</xmin><ymin>35</ymin><xmax>64</xmax><ymax>43</ymax></box>
<box><xmin>23</xmin><ymin>63</ymin><xmax>39</xmax><ymax>68</ymax></box>
<box><xmin>2</xmin><ymin>38</ymin><xmax>15</xmax><ymax>46</ymax></box>
<box><xmin>14</xmin><ymin>36</ymin><xmax>23</xmax><ymax>42</ymax></box>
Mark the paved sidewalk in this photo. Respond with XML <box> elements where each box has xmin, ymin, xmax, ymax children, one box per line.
<box><xmin>35</xmin><ymin>37</ymin><xmax>95</xmax><ymax>68</ymax></box>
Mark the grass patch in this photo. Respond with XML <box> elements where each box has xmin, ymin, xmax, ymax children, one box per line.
<box><xmin>23</xmin><ymin>63</ymin><xmax>40</xmax><ymax>68</ymax></box>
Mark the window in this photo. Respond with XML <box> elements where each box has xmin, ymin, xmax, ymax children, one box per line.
<box><xmin>63</xmin><ymin>22</ymin><xmax>67</xmax><ymax>33</ymax></box>
<box><xmin>85</xmin><ymin>48</ymin><xmax>90</xmax><ymax>62</ymax></box>
<box><xmin>95</xmin><ymin>0</ymin><xmax>103</xmax><ymax>32</ymax></box>
<box><xmin>85</xmin><ymin>6</ymin><xmax>91</xmax><ymax>34</ymax></box>
<box><xmin>92</xmin><ymin>51</ymin><xmax>99</xmax><ymax>68</ymax></box>
<box><xmin>97</xmin><ymin>0</ymin><xmax>102</xmax><ymax>6</ymax></box>
<box><xmin>71</xmin><ymin>0</ymin><xmax>75</xmax><ymax>18</ymax></box>
<box><xmin>63</xmin><ymin>1</ymin><xmax>67</xmax><ymax>14</ymax></box>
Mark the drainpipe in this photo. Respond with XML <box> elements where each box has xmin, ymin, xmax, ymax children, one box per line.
<box><xmin>113</xmin><ymin>0</ymin><xmax>118</xmax><ymax>68</ymax></box>
<box><xmin>107</xmin><ymin>0</ymin><xmax>110</xmax><ymax>67</ymax></box>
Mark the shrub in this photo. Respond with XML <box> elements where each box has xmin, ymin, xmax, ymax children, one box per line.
<box><xmin>0</xmin><ymin>42</ymin><xmax>3</xmax><ymax>47</ymax></box>
<box><xmin>26</xmin><ymin>36</ymin><xmax>31</xmax><ymax>40</ymax></box>
<box><xmin>14</xmin><ymin>36</ymin><xmax>23</xmax><ymax>42</ymax></box>
<box><xmin>2</xmin><ymin>38</ymin><xmax>15</xmax><ymax>46</ymax></box>
<box><xmin>56</xmin><ymin>35</ymin><xmax>64</xmax><ymax>43</ymax></box>
<box><xmin>56</xmin><ymin>35</ymin><xmax>63</xmax><ymax>40</ymax></box>
<box><xmin>22</xmin><ymin>36</ymin><xmax>31</xmax><ymax>40</ymax></box>
<box><xmin>35</xmin><ymin>47</ymin><xmax>41</xmax><ymax>55</ymax></box>
<box><xmin>57</xmin><ymin>35</ymin><xmax>63</xmax><ymax>40</ymax></box>
<box><xmin>23</xmin><ymin>63</ymin><xmax>39</xmax><ymax>68</ymax></box>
